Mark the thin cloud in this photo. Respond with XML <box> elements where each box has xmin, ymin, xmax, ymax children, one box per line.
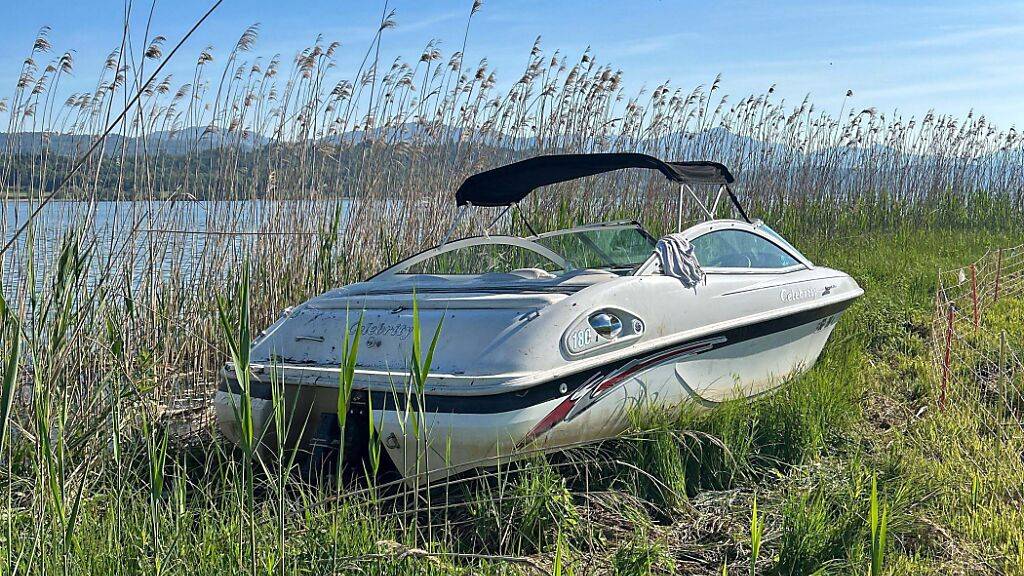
<box><xmin>396</xmin><ymin>10</ymin><xmax>464</xmax><ymax>35</ymax></box>
<box><xmin>854</xmin><ymin>74</ymin><xmax>1024</xmax><ymax>101</ymax></box>
<box><xmin>610</xmin><ymin>32</ymin><xmax>698</xmax><ymax>58</ymax></box>
<box><xmin>844</xmin><ymin>24</ymin><xmax>1024</xmax><ymax>54</ymax></box>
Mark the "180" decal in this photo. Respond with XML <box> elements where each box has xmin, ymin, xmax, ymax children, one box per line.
<box><xmin>566</xmin><ymin>328</ymin><xmax>597</xmax><ymax>353</ymax></box>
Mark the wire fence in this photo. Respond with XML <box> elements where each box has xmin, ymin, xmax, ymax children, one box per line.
<box><xmin>933</xmin><ymin>242</ymin><xmax>1024</xmax><ymax>411</ymax></box>
<box><xmin>931</xmin><ymin>244</ymin><xmax>1024</xmax><ymax>571</ymax></box>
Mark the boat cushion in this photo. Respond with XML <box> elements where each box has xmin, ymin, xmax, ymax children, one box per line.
<box><xmin>510</xmin><ymin>267</ymin><xmax>557</xmax><ymax>279</ymax></box>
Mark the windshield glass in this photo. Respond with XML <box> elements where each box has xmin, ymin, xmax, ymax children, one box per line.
<box><xmin>758</xmin><ymin>224</ymin><xmax>808</xmax><ymax>264</ymax></box>
<box><xmin>691</xmin><ymin>229</ymin><xmax>799</xmax><ymax>269</ymax></box>
<box><xmin>402</xmin><ymin>243</ymin><xmax>563</xmax><ymax>275</ymax></box>
<box><xmin>534</xmin><ymin>226</ymin><xmax>656</xmax><ymax>272</ymax></box>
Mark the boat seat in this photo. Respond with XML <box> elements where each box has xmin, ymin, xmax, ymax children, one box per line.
<box><xmin>553</xmin><ymin>268</ymin><xmax>618</xmax><ymax>282</ymax></box>
<box><xmin>386</xmin><ymin>274</ymin><xmax>451</xmax><ymax>284</ymax></box>
<box><xmin>477</xmin><ymin>272</ymin><xmax>529</xmax><ymax>283</ymax></box>
<box><xmin>509</xmin><ymin>268</ymin><xmax>556</xmax><ymax>280</ymax></box>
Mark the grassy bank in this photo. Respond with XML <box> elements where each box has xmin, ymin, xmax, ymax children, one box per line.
<box><xmin>3</xmin><ymin>12</ymin><xmax>1024</xmax><ymax>575</ymax></box>
<box><xmin>2</xmin><ymin>227</ymin><xmax>1022</xmax><ymax>575</ymax></box>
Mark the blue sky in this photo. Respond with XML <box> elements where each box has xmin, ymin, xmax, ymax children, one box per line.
<box><xmin>3</xmin><ymin>0</ymin><xmax>1024</xmax><ymax>128</ymax></box>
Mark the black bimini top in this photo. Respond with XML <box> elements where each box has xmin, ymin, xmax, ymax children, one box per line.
<box><xmin>455</xmin><ymin>153</ymin><xmax>735</xmax><ymax>207</ymax></box>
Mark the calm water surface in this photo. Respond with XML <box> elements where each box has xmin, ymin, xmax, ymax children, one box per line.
<box><xmin>2</xmin><ymin>199</ymin><xmax>350</xmax><ymax>294</ymax></box>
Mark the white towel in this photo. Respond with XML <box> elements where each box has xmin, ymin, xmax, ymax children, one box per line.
<box><xmin>655</xmin><ymin>233</ymin><xmax>704</xmax><ymax>288</ymax></box>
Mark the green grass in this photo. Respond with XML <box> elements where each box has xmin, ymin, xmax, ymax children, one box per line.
<box><xmin>2</xmin><ymin>227</ymin><xmax>1024</xmax><ymax>575</ymax></box>
<box><xmin>4</xmin><ymin>12</ymin><xmax>1024</xmax><ymax>574</ymax></box>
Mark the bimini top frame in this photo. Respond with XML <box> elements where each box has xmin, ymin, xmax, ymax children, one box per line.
<box><xmin>445</xmin><ymin>153</ymin><xmax>747</xmax><ymax>243</ymax></box>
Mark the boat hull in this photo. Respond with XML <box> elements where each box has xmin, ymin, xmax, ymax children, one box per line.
<box><xmin>215</xmin><ymin>297</ymin><xmax>852</xmax><ymax>483</ymax></box>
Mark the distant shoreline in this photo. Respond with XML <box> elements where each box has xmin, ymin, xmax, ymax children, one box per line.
<box><xmin>2</xmin><ymin>190</ymin><xmax>354</xmax><ymax>202</ymax></box>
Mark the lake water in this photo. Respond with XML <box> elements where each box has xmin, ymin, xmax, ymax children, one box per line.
<box><xmin>2</xmin><ymin>199</ymin><xmax>351</xmax><ymax>295</ymax></box>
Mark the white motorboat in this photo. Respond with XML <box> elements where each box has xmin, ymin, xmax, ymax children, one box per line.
<box><xmin>215</xmin><ymin>153</ymin><xmax>863</xmax><ymax>483</ymax></box>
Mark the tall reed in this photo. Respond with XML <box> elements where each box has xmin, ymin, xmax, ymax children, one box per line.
<box><xmin>0</xmin><ymin>4</ymin><xmax>1021</xmax><ymax>575</ymax></box>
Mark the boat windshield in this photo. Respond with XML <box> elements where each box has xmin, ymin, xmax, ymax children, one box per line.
<box><xmin>535</xmin><ymin>225</ymin><xmax>656</xmax><ymax>273</ymax></box>
<box><xmin>377</xmin><ymin>224</ymin><xmax>656</xmax><ymax>279</ymax></box>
